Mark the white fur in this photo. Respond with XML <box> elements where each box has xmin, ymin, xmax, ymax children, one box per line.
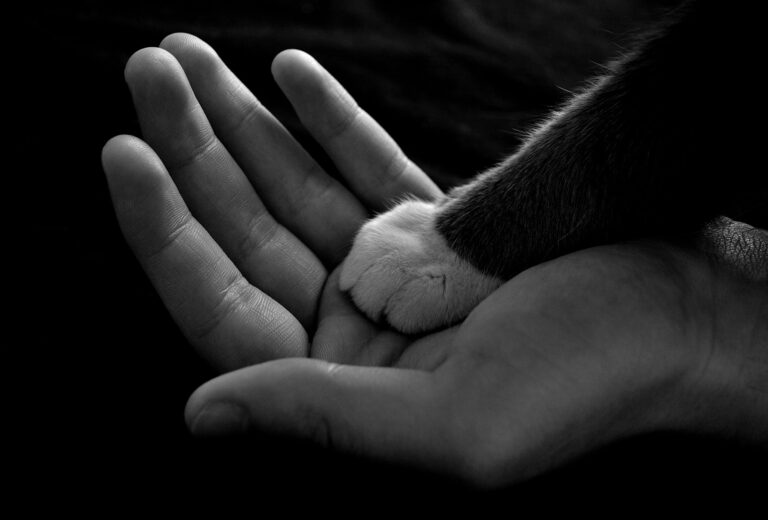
<box><xmin>339</xmin><ymin>200</ymin><xmax>503</xmax><ymax>334</ymax></box>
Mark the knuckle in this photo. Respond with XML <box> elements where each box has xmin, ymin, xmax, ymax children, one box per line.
<box><xmin>289</xmin><ymin>161</ymin><xmax>336</xmax><ymax>218</ymax></box>
<box><xmin>323</xmin><ymin>104</ymin><xmax>362</xmax><ymax>142</ymax></box>
<box><xmin>381</xmin><ymin>147</ymin><xmax>409</xmax><ymax>185</ymax></box>
<box><xmin>236</xmin><ymin>211</ymin><xmax>280</xmax><ymax>263</ymax></box>
<box><xmin>295</xmin><ymin>364</ymin><xmax>355</xmax><ymax>451</ymax></box>
<box><xmin>167</xmin><ymin>130</ymin><xmax>219</xmax><ymax>172</ymax></box>
<box><xmin>191</xmin><ymin>273</ymin><xmax>251</xmax><ymax>343</ymax></box>
<box><xmin>145</xmin><ymin>212</ymin><xmax>194</xmax><ymax>261</ymax></box>
<box><xmin>221</xmin><ymin>97</ymin><xmax>264</xmax><ymax>138</ymax></box>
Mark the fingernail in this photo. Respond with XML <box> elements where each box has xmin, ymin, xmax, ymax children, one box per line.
<box><xmin>190</xmin><ymin>402</ymin><xmax>248</xmax><ymax>436</ymax></box>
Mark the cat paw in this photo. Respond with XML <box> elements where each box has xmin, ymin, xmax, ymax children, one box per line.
<box><xmin>339</xmin><ymin>200</ymin><xmax>503</xmax><ymax>334</ymax></box>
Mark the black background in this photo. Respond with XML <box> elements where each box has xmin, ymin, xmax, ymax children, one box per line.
<box><xmin>17</xmin><ymin>0</ymin><xmax>764</xmax><ymax>509</ymax></box>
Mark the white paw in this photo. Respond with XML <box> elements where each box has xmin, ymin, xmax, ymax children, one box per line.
<box><xmin>339</xmin><ymin>200</ymin><xmax>502</xmax><ymax>334</ymax></box>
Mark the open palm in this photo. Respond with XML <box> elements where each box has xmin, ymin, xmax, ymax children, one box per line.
<box><xmin>104</xmin><ymin>34</ymin><xmax>767</xmax><ymax>486</ymax></box>
<box><xmin>103</xmin><ymin>34</ymin><xmax>441</xmax><ymax>372</ymax></box>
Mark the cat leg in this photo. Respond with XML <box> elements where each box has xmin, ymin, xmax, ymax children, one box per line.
<box><xmin>339</xmin><ymin>199</ymin><xmax>502</xmax><ymax>334</ymax></box>
<box><xmin>341</xmin><ymin>1</ymin><xmax>748</xmax><ymax>334</ymax></box>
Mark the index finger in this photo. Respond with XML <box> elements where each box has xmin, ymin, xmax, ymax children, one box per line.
<box><xmin>272</xmin><ymin>50</ymin><xmax>443</xmax><ymax>212</ymax></box>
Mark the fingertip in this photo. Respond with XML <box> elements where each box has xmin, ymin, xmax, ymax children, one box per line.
<box><xmin>102</xmin><ymin>134</ymin><xmax>142</xmax><ymax>174</ymax></box>
<box><xmin>160</xmin><ymin>32</ymin><xmax>221</xmax><ymax>72</ymax></box>
<box><xmin>102</xmin><ymin>134</ymin><xmax>131</xmax><ymax>162</ymax></box>
<box><xmin>101</xmin><ymin>135</ymin><xmax>169</xmax><ymax>202</ymax></box>
<box><xmin>183</xmin><ymin>365</ymin><xmax>256</xmax><ymax>427</ymax></box>
<box><xmin>159</xmin><ymin>32</ymin><xmax>201</xmax><ymax>52</ymax></box>
<box><xmin>184</xmin><ymin>369</ymin><xmax>257</xmax><ymax>435</ymax></box>
<box><xmin>124</xmin><ymin>47</ymin><xmax>160</xmax><ymax>82</ymax></box>
<box><xmin>185</xmin><ymin>374</ymin><xmax>251</xmax><ymax>436</ymax></box>
<box><xmin>271</xmin><ymin>49</ymin><xmax>321</xmax><ymax>90</ymax></box>
<box><xmin>123</xmin><ymin>46</ymin><xmax>182</xmax><ymax>90</ymax></box>
<box><xmin>102</xmin><ymin>134</ymin><xmax>155</xmax><ymax>173</ymax></box>
<box><xmin>272</xmin><ymin>48</ymin><xmax>311</xmax><ymax>68</ymax></box>
<box><xmin>187</xmin><ymin>402</ymin><xmax>250</xmax><ymax>436</ymax></box>
<box><xmin>271</xmin><ymin>48</ymin><xmax>359</xmax><ymax>134</ymax></box>
<box><xmin>183</xmin><ymin>358</ymin><xmax>331</xmax><ymax>429</ymax></box>
<box><xmin>184</xmin><ymin>381</ymin><xmax>211</xmax><ymax>430</ymax></box>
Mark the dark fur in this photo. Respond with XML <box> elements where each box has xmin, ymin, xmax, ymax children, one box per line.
<box><xmin>435</xmin><ymin>0</ymin><xmax>765</xmax><ymax>279</ymax></box>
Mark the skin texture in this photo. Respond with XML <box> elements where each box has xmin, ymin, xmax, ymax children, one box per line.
<box><xmin>102</xmin><ymin>34</ymin><xmax>767</xmax><ymax>487</ymax></box>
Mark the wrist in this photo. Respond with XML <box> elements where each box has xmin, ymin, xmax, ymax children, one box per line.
<box><xmin>685</xmin><ymin>267</ymin><xmax>767</xmax><ymax>441</ymax></box>
<box><xmin>667</xmin><ymin>231</ymin><xmax>768</xmax><ymax>443</ymax></box>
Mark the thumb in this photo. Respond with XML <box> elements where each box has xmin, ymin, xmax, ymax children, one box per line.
<box><xmin>185</xmin><ymin>358</ymin><xmax>455</xmax><ymax>470</ymax></box>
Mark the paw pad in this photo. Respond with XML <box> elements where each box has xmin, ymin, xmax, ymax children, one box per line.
<box><xmin>340</xmin><ymin>200</ymin><xmax>502</xmax><ymax>333</ymax></box>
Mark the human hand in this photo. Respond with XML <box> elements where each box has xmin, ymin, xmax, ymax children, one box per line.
<box><xmin>187</xmin><ymin>238</ymin><xmax>767</xmax><ymax>486</ymax></box>
<box><xmin>102</xmin><ymin>34</ymin><xmax>440</xmax><ymax>371</ymax></box>
<box><xmin>103</xmin><ymin>35</ymin><xmax>767</xmax><ymax>487</ymax></box>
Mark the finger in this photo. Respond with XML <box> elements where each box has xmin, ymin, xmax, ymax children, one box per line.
<box><xmin>272</xmin><ymin>50</ymin><xmax>443</xmax><ymax>211</ymax></box>
<box><xmin>394</xmin><ymin>327</ymin><xmax>459</xmax><ymax>371</ymax></box>
<box><xmin>160</xmin><ymin>34</ymin><xmax>367</xmax><ymax>266</ymax></box>
<box><xmin>310</xmin><ymin>269</ymin><xmax>410</xmax><ymax>366</ymax></box>
<box><xmin>185</xmin><ymin>358</ymin><xmax>459</xmax><ymax>473</ymax></box>
<box><xmin>102</xmin><ymin>135</ymin><xmax>308</xmax><ymax>370</ymax></box>
<box><xmin>124</xmin><ymin>47</ymin><xmax>324</xmax><ymax>328</ymax></box>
